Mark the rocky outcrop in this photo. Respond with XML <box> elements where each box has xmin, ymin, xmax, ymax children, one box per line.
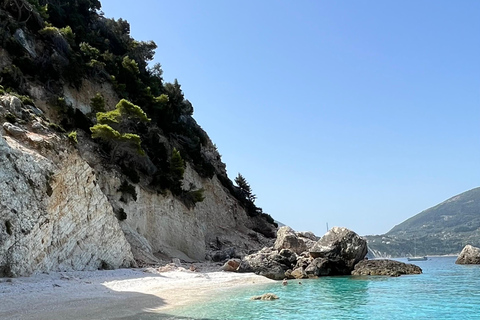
<box><xmin>455</xmin><ymin>245</ymin><xmax>480</xmax><ymax>264</ymax></box>
<box><xmin>309</xmin><ymin>227</ymin><xmax>368</xmax><ymax>274</ymax></box>
<box><xmin>352</xmin><ymin>259</ymin><xmax>422</xmax><ymax>276</ymax></box>
<box><xmin>239</xmin><ymin>226</ymin><xmax>369</xmax><ymax>280</ymax></box>
<box><xmin>238</xmin><ymin>247</ymin><xmax>297</xmax><ymax>280</ymax></box>
<box><xmin>273</xmin><ymin>226</ymin><xmax>317</xmax><ymax>254</ymax></box>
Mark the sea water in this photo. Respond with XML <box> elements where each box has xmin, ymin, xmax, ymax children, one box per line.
<box><xmin>149</xmin><ymin>256</ymin><xmax>480</xmax><ymax>320</ymax></box>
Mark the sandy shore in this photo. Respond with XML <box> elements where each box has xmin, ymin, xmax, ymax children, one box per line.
<box><xmin>0</xmin><ymin>263</ymin><xmax>275</xmax><ymax>320</ymax></box>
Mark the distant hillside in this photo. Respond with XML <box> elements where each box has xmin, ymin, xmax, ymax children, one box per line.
<box><xmin>366</xmin><ymin>187</ymin><xmax>480</xmax><ymax>258</ymax></box>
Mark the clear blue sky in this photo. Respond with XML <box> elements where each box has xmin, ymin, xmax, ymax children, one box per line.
<box><xmin>99</xmin><ymin>1</ymin><xmax>479</xmax><ymax>236</ymax></box>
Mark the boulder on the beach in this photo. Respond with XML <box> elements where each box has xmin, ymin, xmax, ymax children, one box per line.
<box><xmin>250</xmin><ymin>293</ymin><xmax>279</xmax><ymax>300</ymax></box>
<box><xmin>237</xmin><ymin>247</ymin><xmax>297</xmax><ymax>280</ymax></box>
<box><xmin>221</xmin><ymin>258</ymin><xmax>241</xmax><ymax>272</ymax></box>
<box><xmin>351</xmin><ymin>259</ymin><xmax>422</xmax><ymax>276</ymax></box>
<box><xmin>304</xmin><ymin>257</ymin><xmax>339</xmax><ymax>277</ymax></box>
<box><xmin>273</xmin><ymin>226</ymin><xmax>317</xmax><ymax>254</ymax></box>
<box><xmin>289</xmin><ymin>266</ymin><xmax>308</xmax><ymax>279</ymax></box>
<box><xmin>309</xmin><ymin>227</ymin><xmax>367</xmax><ymax>275</ymax></box>
<box><xmin>456</xmin><ymin>245</ymin><xmax>480</xmax><ymax>264</ymax></box>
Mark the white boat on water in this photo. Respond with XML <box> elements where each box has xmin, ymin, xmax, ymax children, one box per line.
<box><xmin>407</xmin><ymin>238</ymin><xmax>428</xmax><ymax>261</ymax></box>
<box><xmin>408</xmin><ymin>256</ymin><xmax>428</xmax><ymax>261</ymax></box>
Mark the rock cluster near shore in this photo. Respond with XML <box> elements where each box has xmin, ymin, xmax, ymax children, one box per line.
<box><xmin>456</xmin><ymin>245</ymin><xmax>480</xmax><ymax>264</ymax></box>
<box><xmin>233</xmin><ymin>226</ymin><xmax>422</xmax><ymax>280</ymax></box>
<box><xmin>238</xmin><ymin>226</ymin><xmax>367</xmax><ymax>279</ymax></box>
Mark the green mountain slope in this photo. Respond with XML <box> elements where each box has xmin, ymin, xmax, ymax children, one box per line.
<box><xmin>366</xmin><ymin>187</ymin><xmax>480</xmax><ymax>257</ymax></box>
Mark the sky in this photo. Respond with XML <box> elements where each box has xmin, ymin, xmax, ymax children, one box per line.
<box><xmin>98</xmin><ymin>1</ymin><xmax>480</xmax><ymax>236</ymax></box>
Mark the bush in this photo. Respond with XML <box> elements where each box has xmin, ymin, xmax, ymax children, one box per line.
<box><xmin>180</xmin><ymin>187</ymin><xmax>205</xmax><ymax>209</ymax></box>
<box><xmin>67</xmin><ymin>131</ymin><xmax>78</xmax><ymax>144</ymax></box>
<box><xmin>90</xmin><ymin>93</ymin><xmax>106</xmax><ymax>113</ymax></box>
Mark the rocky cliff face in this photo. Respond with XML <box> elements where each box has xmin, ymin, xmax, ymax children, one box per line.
<box><xmin>0</xmin><ymin>101</ymin><xmax>135</xmax><ymax>276</ymax></box>
<box><xmin>0</xmin><ymin>93</ymin><xmax>274</xmax><ymax>276</ymax></box>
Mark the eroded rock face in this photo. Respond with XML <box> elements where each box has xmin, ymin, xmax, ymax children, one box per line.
<box><xmin>456</xmin><ymin>245</ymin><xmax>480</xmax><ymax>264</ymax></box>
<box><xmin>95</xmin><ymin>163</ymin><xmax>275</xmax><ymax>264</ymax></box>
<box><xmin>273</xmin><ymin>226</ymin><xmax>319</xmax><ymax>255</ymax></box>
<box><xmin>309</xmin><ymin>227</ymin><xmax>367</xmax><ymax>274</ymax></box>
<box><xmin>352</xmin><ymin>259</ymin><xmax>422</xmax><ymax>276</ymax></box>
<box><xmin>0</xmin><ymin>91</ymin><xmax>277</xmax><ymax>276</ymax></box>
<box><xmin>273</xmin><ymin>226</ymin><xmax>307</xmax><ymax>254</ymax></box>
<box><xmin>0</xmin><ymin>129</ymin><xmax>135</xmax><ymax>277</ymax></box>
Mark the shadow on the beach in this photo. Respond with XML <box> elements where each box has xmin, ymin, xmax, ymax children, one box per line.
<box><xmin>0</xmin><ymin>269</ymin><xmax>219</xmax><ymax>320</ymax></box>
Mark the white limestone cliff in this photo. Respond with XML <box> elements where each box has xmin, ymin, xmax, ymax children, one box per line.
<box><xmin>0</xmin><ymin>98</ymin><xmax>135</xmax><ymax>276</ymax></box>
<box><xmin>0</xmin><ymin>93</ymin><xmax>274</xmax><ymax>276</ymax></box>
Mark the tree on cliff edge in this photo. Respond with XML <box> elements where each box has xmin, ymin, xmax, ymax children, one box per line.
<box><xmin>90</xmin><ymin>98</ymin><xmax>150</xmax><ymax>162</ymax></box>
<box><xmin>235</xmin><ymin>173</ymin><xmax>256</xmax><ymax>203</ymax></box>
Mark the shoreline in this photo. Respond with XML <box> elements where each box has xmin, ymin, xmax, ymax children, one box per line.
<box><xmin>0</xmin><ymin>263</ymin><xmax>275</xmax><ymax>319</ymax></box>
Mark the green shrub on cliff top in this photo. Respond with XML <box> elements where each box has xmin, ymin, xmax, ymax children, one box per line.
<box><xmin>90</xmin><ymin>99</ymin><xmax>149</xmax><ymax>160</ymax></box>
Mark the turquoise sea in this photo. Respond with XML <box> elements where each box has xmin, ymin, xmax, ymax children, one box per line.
<box><xmin>141</xmin><ymin>256</ymin><xmax>480</xmax><ymax>320</ymax></box>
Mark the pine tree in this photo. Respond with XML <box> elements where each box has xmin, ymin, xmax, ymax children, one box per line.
<box><xmin>235</xmin><ymin>173</ymin><xmax>256</xmax><ymax>203</ymax></box>
<box><xmin>90</xmin><ymin>99</ymin><xmax>150</xmax><ymax>161</ymax></box>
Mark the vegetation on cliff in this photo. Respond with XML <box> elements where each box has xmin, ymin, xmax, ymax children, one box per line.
<box><xmin>0</xmin><ymin>0</ymin><xmax>275</xmax><ymax>228</ymax></box>
<box><xmin>366</xmin><ymin>187</ymin><xmax>480</xmax><ymax>257</ymax></box>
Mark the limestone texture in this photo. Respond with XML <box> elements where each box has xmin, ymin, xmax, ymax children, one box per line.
<box><xmin>456</xmin><ymin>245</ymin><xmax>480</xmax><ymax>264</ymax></box>
<box><xmin>0</xmin><ymin>127</ymin><xmax>134</xmax><ymax>276</ymax></box>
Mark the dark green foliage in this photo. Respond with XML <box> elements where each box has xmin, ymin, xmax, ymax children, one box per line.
<box><xmin>180</xmin><ymin>186</ymin><xmax>205</xmax><ymax>209</ymax></box>
<box><xmin>0</xmin><ymin>1</ymin><xmax>277</xmax><ymax>228</ymax></box>
<box><xmin>90</xmin><ymin>93</ymin><xmax>105</xmax><ymax>113</ymax></box>
<box><xmin>170</xmin><ymin>148</ymin><xmax>185</xmax><ymax>181</ymax></box>
<box><xmin>5</xmin><ymin>113</ymin><xmax>16</xmax><ymax>123</ymax></box>
<box><xmin>1</xmin><ymin>65</ymin><xmax>25</xmax><ymax>91</ymax></box>
<box><xmin>120</xmin><ymin>163</ymin><xmax>140</xmax><ymax>184</ymax></box>
<box><xmin>235</xmin><ymin>173</ymin><xmax>256</xmax><ymax>203</ymax></box>
<box><xmin>261</xmin><ymin>213</ymin><xmax>278</xmax><ymax>228</ymax></box>
<box><xmin>118</xmin><ymin>180</ymin><xmax>137</xmax><ymax>202</ymax></box>
<box><xmin>90</xmin><ymin>99</ymin><xmax>149</xmax><ymax>161</ymax></box>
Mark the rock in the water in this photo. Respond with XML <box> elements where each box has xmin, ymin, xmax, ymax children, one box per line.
<box><xmin>290</xmin><ymin>267</ymin><xmax>308</xmax><ymax>279</ymax></box>
<box><xmin>456</xmin><ymin>245</ymin><xmax>480</xmax><ymax>264</ymax></box>
<box><xmin>221</xmin><ymin>258</ymin><xmax>241</xmax><ymax>272</ymax></box>
<box><xmin>250</xmin><ymin>293</ymin><xmax>279</xmax><ymax>300</ymax></box>
<box><xmin>352</xmin><ymin>259</ymin><xmax>422</xmax><ymax>276</ymax></box>
<box><xmin>309</xmin><ymin>227</ymin><xmax>367</xmax><ymax>275</ymax></box>
<box><xmin>238</xmin><ymin>247</ymin><xmax>297</xmax><ymax>280</ymax></box>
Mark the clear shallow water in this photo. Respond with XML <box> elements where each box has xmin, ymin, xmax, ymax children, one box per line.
<box><xmin>158</xmin><ymin>256</ymin><xmax>480</xmax><ymax>320</ymax></box>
